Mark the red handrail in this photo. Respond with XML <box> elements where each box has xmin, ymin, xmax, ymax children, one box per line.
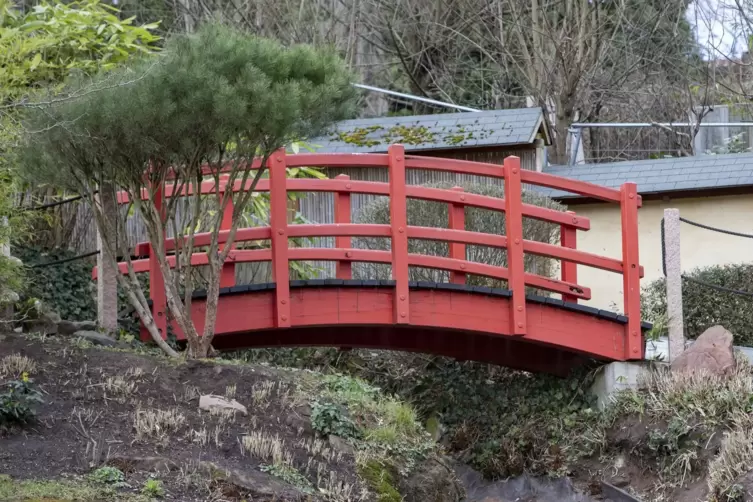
<box><xmin>95</xmin><ymin>146</ymin><xmax>644</xmax><ymax>359</ymax></box>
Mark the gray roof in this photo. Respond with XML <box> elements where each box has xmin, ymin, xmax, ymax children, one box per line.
<box><xmin>312</xmin><ymin>107</ymin><xmax>548</xmax><ymax>154</ymax></box>
<box><xmin>542</xmin><ymin>152</ymin><xmax>753</xmax><ymax>200</ymax></box>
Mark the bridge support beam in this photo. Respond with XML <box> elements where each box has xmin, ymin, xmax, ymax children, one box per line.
<box><xmin>148</xmin><ymin>183</ymin><xmax>167</xmax><ymax>340</ymax></box>
<box><xmin>269</xmin><ymin>149</ymin><xmax>291</xmax><ymax>328</ymax></box>
<box><xmin>449</xmin><ymin>186</ymin><xmax>466</xmax><ymax>285</ymax></box>
<box><xmin>335</xmin><ymin>174</ymin><xmax>352</xmax><ymax>280</ymax></box>
<box><xmin>560</xmin><ymin>211</ymin><xmax>578</xmax><ymax>304</ymax></box>
<box><xmin>389</xmin><ymin>145</ymin><xmax>409</xmax><ymax>324</ymax></box>
<box><xmin>620</xmin><ymin>182</ymin><xmax>642</xmax><ymax>359</ymax></box>
<box><xmin>504</xmin><ymin>157</ymin><xmax>526</xmax><ymax>335</ymax></box>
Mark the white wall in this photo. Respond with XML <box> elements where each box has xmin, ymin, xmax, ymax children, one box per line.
<box><xmin>570</xmin><ymin>194</ymin><xmax>753</xmax><ymax>311</ymax></box>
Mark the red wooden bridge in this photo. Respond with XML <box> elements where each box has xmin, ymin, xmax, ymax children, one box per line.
<box><xmin>95</xmin><ymin>145</ymin><xmax>648</xmax><ymax>374</ymax></box>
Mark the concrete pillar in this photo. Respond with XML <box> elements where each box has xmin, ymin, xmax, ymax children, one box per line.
<box><xmin>96</xmin><ymin>185</ymin><xmax>118</xmax><ymax>333</ymax></box>
<box><xmin>664</xmin><ymin>208</ymin><xmax>685</xmax><ymax>362</ymax></box>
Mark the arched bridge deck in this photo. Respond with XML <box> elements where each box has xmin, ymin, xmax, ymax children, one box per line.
<box><xmin>95</xmin><ymin>146</ymin><xmax>648</xmax><ymax>374</ymax></box>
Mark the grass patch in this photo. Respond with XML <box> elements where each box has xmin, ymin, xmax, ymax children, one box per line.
<box><xmin>0</xmin><ymin>354</ymin><xmax>36</xmax><ymax>378</ymax></box>
<box><xmin>239</xmin><ymin>429</ymin><xmax>293</xmax><ymax>466</ymax></box>
<box><xmin>357</xmin><ymin>460</ymin><xmax>401</xmax><ymax>502</ymax></box>
<box><xmin>133</xmin><ymin>408</ymin><xmax>186</xmax><ymax>443</ymax></box>
<box><xmin>0</xmin><ymin>474</ymin><xmax>148</xmax><ymax>501</ymax></box>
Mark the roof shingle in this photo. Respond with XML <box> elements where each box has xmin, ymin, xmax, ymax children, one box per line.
<box><xmin>541</xmin><ymin>152</ymin><xmax>753</xmax><ymax>199</ymax></box>
<box><xmin>311</xmin><ymin>108</ymin><xmax>546</xmax><ymax>154</ymax></box>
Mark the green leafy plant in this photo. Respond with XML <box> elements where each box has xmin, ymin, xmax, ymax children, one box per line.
<box><xmin>141</xmin><ymin>478</ymin><xmax>164</xmax><ymax>498</ymax></box>
<box><xmin>21</xmin><ymin>22</ymin><xmax>358</xmax><ymax>359</ymax></box>
<box><xmin>88</xmin><ymin>466</ymin><xmax>125</xmax><ymax>486</ymax></box>
<box><xmin>311</xmin><ymin>400</ymin><xmax>362</xmax><ymax>440</ymax></box>
<box><xmin>642</xmin><ymin>263</ymin><xmax>753</xmax><ymax>345</ymax></box>
<box><xmin>0</xmin><ymin>373</ymin><xmax>43</xmax><ymax>426</ymax></box>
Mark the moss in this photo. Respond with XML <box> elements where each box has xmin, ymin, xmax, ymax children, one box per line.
<box><xmin>0</xmin><ymin>475</ymin><xmax>148</xmax><ymax>501</ymax></box>
<box><xmin>358</xmin><ymin>460</ymin><xmax>402</xmax><ymax>502</ymax></box>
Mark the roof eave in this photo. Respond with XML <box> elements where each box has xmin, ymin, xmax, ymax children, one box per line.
<box><xmin>529</xmin><ymin>112</ymin><xmax>552</xmax><ymax>146</ymax></box>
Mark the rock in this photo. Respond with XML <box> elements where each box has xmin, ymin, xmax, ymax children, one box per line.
<box><xmin>73</xmin><ymin>330</ymin><xmax>117</xmax><ymax>347</ymax></box>
<box><xmin>671</xmin><ymin>325</ymin><xmax>736</xmax><ymax>376</ymax></box>
<box><xmin>285</xmin><ymin>412</ymin><xmax>313</xmax><ymax>435</ymax></box>
<box><xmin>401</xmin><ymin>457</ymin><xmax>464</xmax><ymax>502</ymax></box>
<box><xmin>23</xmin><ymin>311</ymin><xmax>61</xmax><ymax>335</ymax></box>
<box><xmin>198</xmin><ymin>461</ymin><xmax>304</xmax><ymax>500</ymax></box>
<box><xmin>328</xmin><ymin>435</ymin><xmax>355</xmax><ymax>456</ymax></box>
<box><xmin>58</xmin><ymin>320</ymin><xmax>98</xmax><ymax>336</ymax></box>
<box><xmin>199</xmin><ymin>394</ymin><xmax>248</xmax><ymax>415</ymax></box>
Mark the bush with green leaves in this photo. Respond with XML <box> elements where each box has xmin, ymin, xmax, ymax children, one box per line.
<box><xmin>642</xmin><ymin>263</ymin><xmax>753</xmax><ymax>345</ymax></box>
<box><xmin>20</xmin><ymin>22</ymin><xmax>358</xmax><ymax>358</ymax></box>
<box><xmin>141</xmin><ymin>478</ymin><xmax>164</xmax><ymax>497</ymax></box>
<box><xmin>13</xmin><ymin>246</ymin><xmax>148</xmax><ymax>332</ymax></box>
<box><xmin>310</xmin><ymin>400</ymin><xmax>362</xmax><ymax>440</ymax></box>
<box><xmin>0</xmin><ymin>375</ymin><xmax>43</xmax><ymax>426</ymax></box>
<box><xmin>354</xmin><ymin>182</ymin><xmax>564</xmax><ymax>289</ymax></box>
<box><xmin>89</xmin><ymin>466</ymin><xmax>126</xmax><ymax>486</ymax></box>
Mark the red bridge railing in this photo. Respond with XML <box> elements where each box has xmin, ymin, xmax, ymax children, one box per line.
<box><xmin>100</xmin><ymin>145</ymin><xmax>644</xmax><ymax>359</ymax></box>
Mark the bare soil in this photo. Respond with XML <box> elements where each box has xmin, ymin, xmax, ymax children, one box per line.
<box><xmin>0</xmin><ymin>332</ymin><xmax>362</xmax><ymax>501</ymax></box>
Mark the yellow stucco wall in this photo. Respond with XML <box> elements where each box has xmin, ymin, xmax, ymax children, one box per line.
<box><xmin>568</xmin><ymin>194</ymin><xmax>753</xmax><ymax>311</ymax></box>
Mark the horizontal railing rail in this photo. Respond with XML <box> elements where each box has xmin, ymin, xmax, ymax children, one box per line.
<box><xmin>94</xmin><ymin>145</ymin><xmax>644</xmax><ymax>359</ymax></box>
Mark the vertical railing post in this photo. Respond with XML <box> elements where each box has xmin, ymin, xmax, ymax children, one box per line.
<box><xmin>503</xmin><ymin>156</ymin><xmax>526</xmax><ymax>335</ymax></box>
<box><xmin>269</xmin><ymin>149</ymin><xmax>291</xmax><ymax>328</ymax></box>
<box><xmin>449</xmin><ymin>186</ymin><xmax>466</xmax><ymax>285</ymax></box>
<box><xmin>219</xmin><ymin>194</ymin><xmax>235</xmax><ymax>288</ymax></box>
<box><xmin>560</xmin><ymin>210</ymin><xmax>578</xmax><ymax>303</ymax></box>
<box><xmin>620</xmin><ymin>182</ymin><xmax>643</xmax><ymax>359</ymax></box>
<box><xmin>663</xmin><ymin>208</ymin><xmax>685</xmax><ymax>362</ymax></box>
<box><xmin>388</xmin><ymin>144</ymin><xmax>409</xmax><ymax>324</ymax></box>
<box><xmin>148</xmin><ymin>182</ymin><xmax>168</xmax><ymax>340</ymax></box>
<box><xmin>335</xmin><ymin>174</ymin><xmax>352</xmax><ymax>280</ymax></box>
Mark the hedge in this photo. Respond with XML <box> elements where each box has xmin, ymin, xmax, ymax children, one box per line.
<box><xmin>642</xmin><ymin>262</ymin><xmax>753</xmax><ymax>346</ymax></box>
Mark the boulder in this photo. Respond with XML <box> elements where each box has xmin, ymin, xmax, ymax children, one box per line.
<box><xmin>199</xmin><ymin>394</ymin><xmax>248</xmax><ymax>415</ymax></box>
<box><xmin>328</xmin><ymin>435</ymin><xmax>355</xmax><ymax>456</ymax></box>
<box><xmin>671</xmin><ymin>325</ymin><xmax>736</xmax><ymax>377</ymax></box>
<box><xmin>73</xmin><ymin>330</ymin><xmax>117</xmax><ymax>347</ymax></box>
<box><xmin>58</xmin><ymin>320</ymin><xmax>98</xmax><ymax>336</ymax></box>
<box><xmin>23</xmin><ymin>310</ymin><xmax>61</xmax><ymax>335</ymax></box>
<box><xmin>198</xmin><ymin>461</ymin><xmax>304</xmax><ymax>500</ymax></box>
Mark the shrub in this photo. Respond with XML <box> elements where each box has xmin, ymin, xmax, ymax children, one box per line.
<box><xmin>13</xmin><ymin>246</ymin><xmax>149</xmax><ymax>334</ymax></box>
<box><xmin>0</xmin><ymin>374</ymin><xmax>43</xmax><ymax>426</ymax></box>
<box><xmin>642</xmin><ymin>263</ymin><xmax>753</xmax><ymax>345</ymax></box>
<box><xmin>89</xmin><ymin>466</ymin><xmax>125</xmax><ymax>486</ymax></box>
<box><xmin>353</xmin><ymin>182</ymin><xmax>564</xmax><ymax>290</ymax></box>
<box><xmin>311</xmin><ymin>400</ymin><xmax>361</xmax><ymax>440</ymax></box>
<box><xmin>141</xmin><ymin>478</ymin><xmax>165</xmax><ymax>498</ymax></box>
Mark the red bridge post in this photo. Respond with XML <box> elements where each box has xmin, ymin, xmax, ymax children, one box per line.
<box><xmin>449</xmin><ymin>186</ymin><xmax>466</xmax><ymax>285</ymax></box>
<box><xmin>504</xmin><ymin>157</ymin><xmax>526</xmax><ymax>335</ymax></box>
<box><xmin>561</xmin><ymin>211</ymin><xmax>578</xmax><ymax>303</ymax></box>
<box><xmin>334</xmin><ymin>174</ymin><xmax>352</xmax><ymax>280</ymax></box>
<box><xmin>269</xmin><ymin>149</ymin><xmax>291</xmax><ymax>328</ymax></box>
<box><xmin>148</xmin><ymin>182</ymin><xmax>168</xmax><ymax>340</ymax></box>
<box><xmin>620</xmin><ymin>182</ymin><xmax>642</xmax><ymax>359</ymax></box>
<box><xmin>220</xmin><ymin>194</ymin><xmax>236</xmax><ymax>288</ymax></box>
<box><xmin>388</xmin><ymin>144</ymin><xmax>410</xmax><ymax>324</ymax></box>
